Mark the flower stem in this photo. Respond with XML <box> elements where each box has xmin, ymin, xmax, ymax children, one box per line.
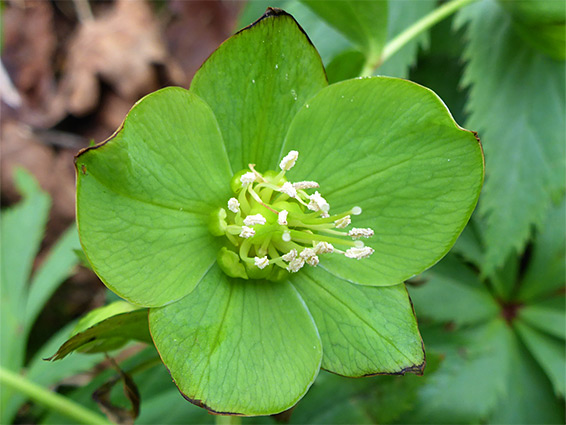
<box><xmin>215</xmin><ymin>415</ymin><xmax>242</xmax><ymax>425</ymax></box>
<box><xmin>360</xmin><ymin>0</ymin><xmax>477</xmax><ymax>77</ymax></box>
<box><xmin>0</xmin><ymin>366</ymin><xmax>111</xmax><ymax>425</ymax></box>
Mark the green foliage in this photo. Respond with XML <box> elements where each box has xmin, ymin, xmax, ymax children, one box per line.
<box><xmin>407</xmin><ymin>197</ymin><xmax>566</xmax><ymax>424</ymax></box>
<box><xmin>0</xmin><ymin>169</ymin><xmax>98</xmax><ymax>424</ymax></box>
<box><xmin>301</xmin><ymin>0</ymin><xmax>388</xmax><ymax>63</ymax></box>
<box><xmin>456</xmin><ymin>0</ymin><xmax>566</xmax><ymax>276</ymax></box>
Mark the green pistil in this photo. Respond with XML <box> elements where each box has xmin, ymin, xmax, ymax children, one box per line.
<box><xmin>210</xmin><ymin>157</ymin><xmax>374</xmax><ymax>281</ymax></box>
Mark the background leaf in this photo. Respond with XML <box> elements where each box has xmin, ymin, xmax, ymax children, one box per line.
<box><xmin>405</xmin><ymin>319</ymin><xmax>514</xmax><ymax>423</ymax></box>
<box><xmin>377</xmin><ymin>0</ymin><xmax>437</xmax><ymax>78</ymax></box>
<box><xmin>49</xmin><ymin>309</ymin><xmax>151</xmax><ymax>360</ymax></box>
<box><xmin>409</xmin><ymin>255</ymin><xmax>499</xmax><ymax>327</ymax></box>
<box><xmin>514</xmin><ymin>320</ymin><xmax>566</xmax><ymax>397</ymax></box>
<box><xmin>456</xmin><ymin>0</ymin><xmax>566</xmax><ymax>275</ymax></box>
<box><xmin>301</xmin><ymin>0</ymin><xmax>388</xmax><ymax>64</ymax></box>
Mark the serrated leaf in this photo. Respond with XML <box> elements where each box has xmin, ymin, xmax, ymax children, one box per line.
<box><xmin>292</xmin><ymin>269</ymin><xmax>424</xmax><ymax>377</ymax></box>
<box><xmin>190</xmin><ymin>8</ymin><xmax>327</xmax><ymax>172</ymax></box>
<box><xmin>377</xmin><ymin>0</ymin><xmax>437</xmax><ymax>78</ymax></box>
<box><xmin>301</xmin><ymin>0</ymin><xmax>387</xmax><ymax>63</ymax></box>
<box><xmin>407</xmin><ymin>319</ymin><xmax>514</xmax><ymax>423</ymax></box>
<box><xmin>489</xmin><ymin>334</ymin><xmax>565</xmax><ymax>424</ymax></box>
<box><xmin>456</xmin><ymin>0</ymin><xmax>566</xmax><ymax>275</ymax></box>
<box><xmin>519</xmin><ymin>196</ymin><xmax>566</xmax><ymax>301</ymax></box>
<box><xmin>514</xmin><ymin>319</ymin><xmax>566</xmax><ymax>397</ymax></box>
<box><xmin>76</xmin><ymin>88</ymin><xmax>232</xmax><ymax>307</ymax></box>
<box><xmin>519</xmin><ymin>296</ymin><xmax>565</xmax><ymax>340</ymax></box>
<box><xmin>149</xmin><ymin>264</ymin><xmax>322</xmax><ymax>416</ymax></box>
<box><xmin>409</xmin><ymin>255</ymin><xmax>499</xmax><ymax>327</ymax></box>
<box><xmin>49</xmin><ymin>309</ymin><xmax>151</xmax><ymax>360</ymax></box>
<box><xmin>287</xmin><ymin>371</ymin><xmax>376</xmax><ymax>424</ymax></box>
<box><xmin>283</xmin><ymin>77</ymin><xmax>483</xmax><ymax>287</ymax></box>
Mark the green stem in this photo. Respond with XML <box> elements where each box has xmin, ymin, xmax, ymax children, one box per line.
<box><xmin>215</xmin><ymin>415</ymin><xmax>242</xmax><ymax>425</ymax></box>
<box><xmin>360</xmin><ymin>0</ymin><xmax>477</xmax><ymax>77</ymax></box>
<box><xmin>0</xmin><ymin>366</ymin><xmax>111</xmax><ymax>425</ymax></box>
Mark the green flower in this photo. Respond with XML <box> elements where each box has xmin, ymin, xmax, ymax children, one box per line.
<box><xmin>75</xmin><ymin>9</ymin><xmax>483</xmax><ymax>416</ymax></box>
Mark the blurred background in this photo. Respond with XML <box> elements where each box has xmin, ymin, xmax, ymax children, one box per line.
<box><xmin>1</xmin><ymin>0</ymin><xmax>564</xmax><ymax>424</ymax></box>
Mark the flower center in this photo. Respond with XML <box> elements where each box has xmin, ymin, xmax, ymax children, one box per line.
<box><xmin>209</xmin><ymin>151</ymin><xmax>375</xmax><ymax>281</ymax></box>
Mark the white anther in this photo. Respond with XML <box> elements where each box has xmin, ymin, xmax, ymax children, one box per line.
<box><xmin>293</xmin><ymin>181</ymin><xmax>319</xmax><ymax>189</ymax></box>
<box><xmin>282</xmin><ymin>249</ymin><xmax>297</xmax><ymax>262</ymax></box>
<box><xmin>305</xmin><ymin>255</ymin><xmax>319</xmax><ymax>267</ymax></box>
<box><xmin>279</xmin><ymin>150</ymin><xmax>299</xmax><ymax>171</ymax></box>
<box><xmin>279</xmin><ymin>181</ymin><xmax>297</xmax><ymax>198</ymax></box>
<box><xmin>254</xmin><ymin>256</ymin><xmax>269</xmax><ymax>269</ymax></box>
<box><xmin>348</xmin><ymin>227</ymin><xmax>374</xmax><ymax>239</ymax></box>
<box><xmin>287</xmin><ymin>257</ymin><xmax>305</xmax><ymax>272</ymax></box>
<box><xmin>307</xmin><ymin>191</ymin><xmax>329</xmax><ymax>212</ymax></box>
<box><xmin>239</xmin><ymin>226</ymin><xmax>255</xmax><ymax>238</ymax></box>
<box><xmin>227</xmin><ymin>198</ymin><xmax>240</xmax><ymax>213</ymax></box>
<box><xmin>300</xmin><ymin>248</ymin><xmax>317</xmax><ymax>260</ymax></box>
<box><xmin>320</xmin><ymin>211</ymin><xmax>330</xmax><ymax>218</ymax></box>
<box><xmin>278</xmin><ymin>209</ymin><xmax>289</xmax><ymax>225</ymax></box>
<box><xmin>335</xmin><ymin>215</ymin><xmax>351</xmax><ymax>229</ymax></box>
<box><xmin>352</xmin><ymin>206</ymin><xmax>362</xmax><ymax>216</ymax></box>
<box><xmin>240</xmin><ymin>172</ymin><xmax>256</xmax><ymax>186</ymax></box>
<box><xmin>243</xmin><ymin>213</ymin><xmax>266</xmax><ymax>226</ymax></box>
<box><xmin>315</xmin><ymin>242</ymin><xmax>334</xmax><ymax>254</ymax></box>
<box><xmin>282</xmin><ymin>231</ymin><xmax>291</xmax><ymax>242</ymax></box>
<box><xmin>344</xmin><ymin>246</ymin><xmax>374</xmax><ymax>260</ymax></box>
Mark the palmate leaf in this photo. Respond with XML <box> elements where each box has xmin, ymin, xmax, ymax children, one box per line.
<box><xmin>409</xmin><ymin>255</ymin><xmax>499</xmax><ymax>327</ymax></box>
<box><xmin>406</xmin><ymin>319</ymin><xmax>514</xmax><ymax>423</ymax></box>
<box><xmin>514</xmin><ymin>320</ymin><xmax>566</xmax><ymax>397</ymax></box>
<box><xmin>489</xmin><ymin>335</ymin><xmax>565</xmax><ymax>424</ymax></box>
<box><xmin>456</xmin><ymin>0</ymin><xmax>566</xmax><ymax>275</ymax></box>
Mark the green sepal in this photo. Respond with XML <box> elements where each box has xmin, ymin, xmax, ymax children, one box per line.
<box><xmin>217</xmin><ymin>247</ymin><xmax>248</xmax><ymax>280</ymax></box>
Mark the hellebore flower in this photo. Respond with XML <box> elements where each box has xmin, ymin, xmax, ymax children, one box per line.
<box><xmin>74</xmin><ymin>9</ymin><xmax>483</xmax><ymax>416</ymax></box>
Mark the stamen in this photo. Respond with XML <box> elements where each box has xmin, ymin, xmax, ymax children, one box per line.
<box><xmin>306</xmin><ymin>255</ymin><xmax>319</xmax><ymax>267</ymax></box>
<box><xmin>279</xmin><ymin>182</ymin><xmax>297</xmax><ymax>198</ymax></box>
<box><xmin>282</xmin><ymin>249</ymin><xmax>297</xmax><ymax>262</ymax></box>
<box><xmin>278</xmin><ymin>209</ymin><xmax>289</xmax><ymax>225</ymax></box>
<box><xmin>293</xmin><ymin>181</ymin><xmax>319</xmax><ymax>189</ymax></box>
<box><xmin>239</xmin><ymin>226</ymin><xmax>255</xmax><ymax>238</ymax></box>
<box><xmin>348</xmin><ymin>227</ymin><xmax>374</xmax><ymax>239</ymax></box>
<box><xmin>240</xmin><ymin>171</ymin><xmax>256</xmax><ymax>186</ymax></box>
<box><xmin>335</xmin><ymin>215</ymin><xmax>351</xmax><ymax>229</ymax></box>
<box><xmin>315</xmin><ymin>242</ymin><xmax>334</xmax><ymax>254</ymax></box>
<box><xmin>243</xmin><ymin>213</ymin><xmax>266</xmax><ymax>226</ymax></box>
<box><xmin>300</xmin><ymin>248</ymin><xmax>317</xmax><ymax>260</ymax></box>
<box><xmin>254</xmin><ymin>256</ymin><xmax>269</xmax><ymax>269</ymax></box>
<box><xmin>307</xmin><ymin>191</ymin><xmax>329</xmax><ymax>212</ymax></box>
<box><xmin>320</xmin><ymin>212</ymin><xmax>330</xmax><ymax>218</ymax></box>
<box><xmin>282</xmin><ymin>231</ymin><xmax>292</xmax><ymax>242</ymax></box>
<box><xmin>279</xmin><ymin>150</ymin><xmax>299</xmax><ymax>171</ymax></box>
<box><xmin>227</xmin><ymin>197</ymin><xmax>240</xmax><ymax>213</ymax></box>
<box><xmin>344</xmin><ymin>246</ymin><xmax>374</xmax><ymax>260</ymax></box>
<box><xmin>287</xmin><ymin>257</ymin><xmax>305</xmax><ymax>272</ymax></box>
